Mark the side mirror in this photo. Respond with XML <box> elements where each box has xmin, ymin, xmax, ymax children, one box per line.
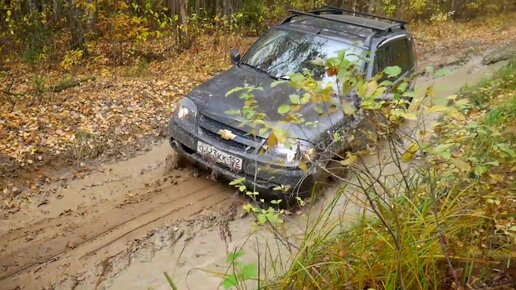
<box><xmin>229</xmin><ymin>48</ymin><xmax>240</xmax><ymax>64</ymax></box>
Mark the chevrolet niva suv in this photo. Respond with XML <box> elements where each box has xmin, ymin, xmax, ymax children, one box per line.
<box><xmin>168</xmin><ymin>7</ymin><xmax>416</xmax><ymax>198</ymax></box>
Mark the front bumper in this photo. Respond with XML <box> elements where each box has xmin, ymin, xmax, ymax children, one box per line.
<box><xmin>168</xmin><ymin>118</ymin><xmax>319</xmax><ymax>198</ymax></box>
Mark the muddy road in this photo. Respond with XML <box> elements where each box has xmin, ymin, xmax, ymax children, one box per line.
<box><xmin>0</xmin><ymin>49</ymin><xmax>511</xmax><ymax>290</ymax></box>
<box><xmin>0</xmin><ymin>142</ymin><xmax>246</xmax><ymax>289</ymax></box>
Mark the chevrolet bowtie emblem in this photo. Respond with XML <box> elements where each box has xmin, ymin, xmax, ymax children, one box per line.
<box><xmin>217</xmin><ymin>129</ymin><xmax>237</xmax><ymax>140</ymax></box>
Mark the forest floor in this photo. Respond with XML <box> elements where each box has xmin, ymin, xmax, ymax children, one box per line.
<box><xmin>0</xmin><ymin>13</ymin><xmax>515</xmax><ymax>289</ymax></box>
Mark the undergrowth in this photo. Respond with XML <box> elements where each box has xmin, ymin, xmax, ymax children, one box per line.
<box><xmin>269</xmin><ymin>61</ymin><xmax>515</xmax><ymax>289</ymax></box>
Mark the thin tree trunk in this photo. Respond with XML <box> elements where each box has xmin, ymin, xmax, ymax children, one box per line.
<box><xmin>178</xmin><ymin>0</ymin><xmax>190</xmax><ymax>49</ymax></box>
<box><xmin>179</xmin><ymin>0</ymin><xmax>188</xmax><ymax>28</ymax></box>
<box><xmin>28</xmin><ymin>0</ymin><xmax>36</xmax><ymax>12</ymax></box>
<box><xmin>67</xmin><ymin>0</ymin><xmax>86</xmax><ymax>53</ymax></box>
<box><xmin>87</xmin><ymin>0</ymin><xmax>98</xmax><ymax>35</ymax></box>
<box><xmin>52</xmin><ymin>0</ymin><xmax>61</xmax><ymax>23</ymax></box>
<box><xmin>368</xmin><ymin>0</ymin><xmax>375</xmax><ymax>13</ymax></box>
<box><xmin>223</xmin><ymin>0</ymin><xmax>231</xmax><ymax>22</ymax></box>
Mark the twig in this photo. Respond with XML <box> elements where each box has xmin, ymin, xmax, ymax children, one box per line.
<box><xmin>50</xmin><ymin>76</ymin><xmax>96</xmax><ymax>93</ymax></box>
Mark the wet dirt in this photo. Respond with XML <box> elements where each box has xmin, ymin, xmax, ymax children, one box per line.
<box><xmin>0</xmin><ymin>46</ymin><xmax>512</xmax><ymax>290</ymax></box>
<box><xmin>0</xmin><ymin>142</ymin><xmax>246</xmax><ymax>289</ymax></box>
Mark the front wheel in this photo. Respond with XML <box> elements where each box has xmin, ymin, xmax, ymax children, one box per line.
<box><xmin>165</xmin><ymin>152</ymin><xmax>190</xmax><ymax>171</ymax></box>
<box><xmin>324</xmin><ymin>158</ymin><xmax>349</xmax><ymax>183</ymax></box>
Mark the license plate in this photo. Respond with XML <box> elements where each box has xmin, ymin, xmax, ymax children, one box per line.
<box><xmin>197</xmin><ymin>141</ymin><xmax>243</xmax><ymax>171</ymax></box>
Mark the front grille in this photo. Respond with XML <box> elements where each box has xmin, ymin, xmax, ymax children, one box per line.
<box><xmin>198</xmin><ymin>115</ymin><xmax>263</xmax><ymax>152</ymax></box>
<box><xmin>200</xmin><ymin>115</ymin><xmax>248</xmax><ymax>136</ymax></box>
<box><xmin>201</xmin><ymin>129</ymin><xmax>248</xmax><ymax>151</ymax></box>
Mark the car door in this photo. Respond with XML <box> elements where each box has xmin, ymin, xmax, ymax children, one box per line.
<box><xmin>320</xmin><ymin>35</ymin><xmax>417</xmax><ymax>164</ymax></box>
<box><xmin>347</xmin><ymin>35</ymin><xmax>416</xmax><ymax>152</ymax></box>
<box><xmin>371</xmin><ymin>34</ymin><xmax>416</xmax><ymax>106</ymax></box>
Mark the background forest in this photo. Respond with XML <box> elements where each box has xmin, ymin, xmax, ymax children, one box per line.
<box><xmin>1</xmin><ymin>0</ymin><xmax>515</xmax><ymax>63</ymax></box>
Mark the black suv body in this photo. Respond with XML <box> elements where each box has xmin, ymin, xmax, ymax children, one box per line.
<box><xmin>168</xmin><ymin>7</ymin><xmax>416</xmax><ymax>197</ymax></box>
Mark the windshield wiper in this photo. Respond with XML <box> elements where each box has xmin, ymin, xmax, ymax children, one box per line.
<box><xmin>241</xmin><ymin>63</ymin><xmax>278</xmax><ymax>80</ymax></box>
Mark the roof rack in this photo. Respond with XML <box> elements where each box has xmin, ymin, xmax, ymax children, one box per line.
<box><xmin>282</xmin><ymin>7</ymin><xmax>407</xmax><ymax>48</ymax></box>
<box><xmin>317</xmin><ymin>6</ymin><xmax>407</xmax><ymax>25</ymax></box>
<box><xmin>285</xmin><ymin>10</ymin><xmax>385</xmax><ymax>31</ymax></box>
<box><xmin>283</xmin><ymin>7</ymin><xmax>406</xmax><ymax>32</ymax></box>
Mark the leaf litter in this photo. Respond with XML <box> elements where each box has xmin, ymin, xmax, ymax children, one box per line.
<box><xmin>0</xmin><ymin>34</ymin><xmax>253</xmax><ymax>211</ymax></box>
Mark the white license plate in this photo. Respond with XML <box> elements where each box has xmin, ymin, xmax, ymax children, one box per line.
<box><xmin>197</xmin><ymin>141</ymin><xmax>243</xmax><ymax>171</ymax></box>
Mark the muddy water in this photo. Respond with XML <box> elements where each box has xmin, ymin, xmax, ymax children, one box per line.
<box><xmin>0</xmin><ymin>54</ymin><xmax>507</xmax><ymax>290</ymax></box>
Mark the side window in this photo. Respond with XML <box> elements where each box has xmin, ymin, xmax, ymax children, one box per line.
<box><xmin>374</xmin><ymin>37</ymin><xmax>412</xmax><ymax>81</ymax></box>
<box><xmin>374</xmin><ymin>45</ymin><xmax>390</xmax><ymax>77</ymax></box>
<box><xmin>391</xmin><ymin>38</ymin><xmax>411</xmax><ymax>73</ymax></box>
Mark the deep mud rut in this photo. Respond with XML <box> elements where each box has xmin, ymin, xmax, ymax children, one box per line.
<box><xmin>0</xmin><ymin>49</ymin><xmax>511</xmax><ymax>290</ymax></box>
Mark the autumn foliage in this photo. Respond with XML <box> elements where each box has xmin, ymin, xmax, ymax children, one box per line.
<box><xmin>0</xmin><ymin>1</ymin><xmax>514</xmax><ymax>213</ymax></box>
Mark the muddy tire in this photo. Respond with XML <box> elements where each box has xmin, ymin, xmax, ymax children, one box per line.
<box><xmin>165</xmin><ymin>152</ymin><xmax>190</xmax><ymax>171</ymax></box>
<box><xmin>278</xmin><ymin>159</ymin><xmax>350</xmax><ymax>209</ymax></box>
<box><xmin>324</xmin><ymin>158</ymin><xmax>349</xmax><ymax>183</ymax></box>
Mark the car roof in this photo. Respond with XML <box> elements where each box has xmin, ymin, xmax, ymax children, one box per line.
<box><xmin>281</xmin><ymin>11</ymin><xmax>407</xmax><ymax>48</ymax></box>
<box><xmin>292</xmin><ymin>14</ymin><xmax>396</xmax><ymax>30</ymax></box>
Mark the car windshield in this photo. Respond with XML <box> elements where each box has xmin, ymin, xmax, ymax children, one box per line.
<box><xmin>241</xmin><ymin>28</ymin><xmax>364</xmax><ymax>80</ymax></box>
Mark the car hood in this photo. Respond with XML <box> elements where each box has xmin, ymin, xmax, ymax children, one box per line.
<box><xmin>187</xmin><ymin>65</ymin><xmax>347</xmax><ymax>142</ymax></box>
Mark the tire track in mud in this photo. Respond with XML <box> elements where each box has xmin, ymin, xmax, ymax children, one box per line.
<box><xmin>0</xmin><ymin>143</ymin><xmax>243</xmax><ymax>289</ymax></box>
<box><xmin>1</xmin><ymin>180</ymin><xmax>214</xmax><ymax>279</ymax></box>
<box><xmin>1</xmin><ymin>182</ymin><xmax>237</xmax><ymax>289</ymax></box>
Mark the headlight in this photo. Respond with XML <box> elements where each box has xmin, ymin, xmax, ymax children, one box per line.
<box><xmin>176</xmin><ymin>98</ymin><xmax>197</xmax><ymax>122</ymax></box>
<box><xmin>264</xmin><ymin>139</ymin><xmax>315</xmax><ymax>166</ymax></box>
<box><xmin>178</xmin><ymin>106</ymin><xmax>190</xmax><ymax>119</ymax></box>
<box><xmin>269</xmin><ymin>143</ymin><xmax>298</xmax><ymax>162</ymax></box>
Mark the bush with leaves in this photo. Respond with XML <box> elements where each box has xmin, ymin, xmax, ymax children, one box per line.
<box><xmin>223</xmin><ymin>49</ymin><xmax>414</xmax><ymax>225</ymax></box>
<box><xmin>265</xmin><ymin>62</ymin><xmax>514</xmax><ymax>289</ymax></box>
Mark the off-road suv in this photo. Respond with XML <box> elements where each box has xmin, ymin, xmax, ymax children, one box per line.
<box><xmin>168</xmin><ymin>7</ymin><xmax>416</xmax><ymax>197</ymax></box>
